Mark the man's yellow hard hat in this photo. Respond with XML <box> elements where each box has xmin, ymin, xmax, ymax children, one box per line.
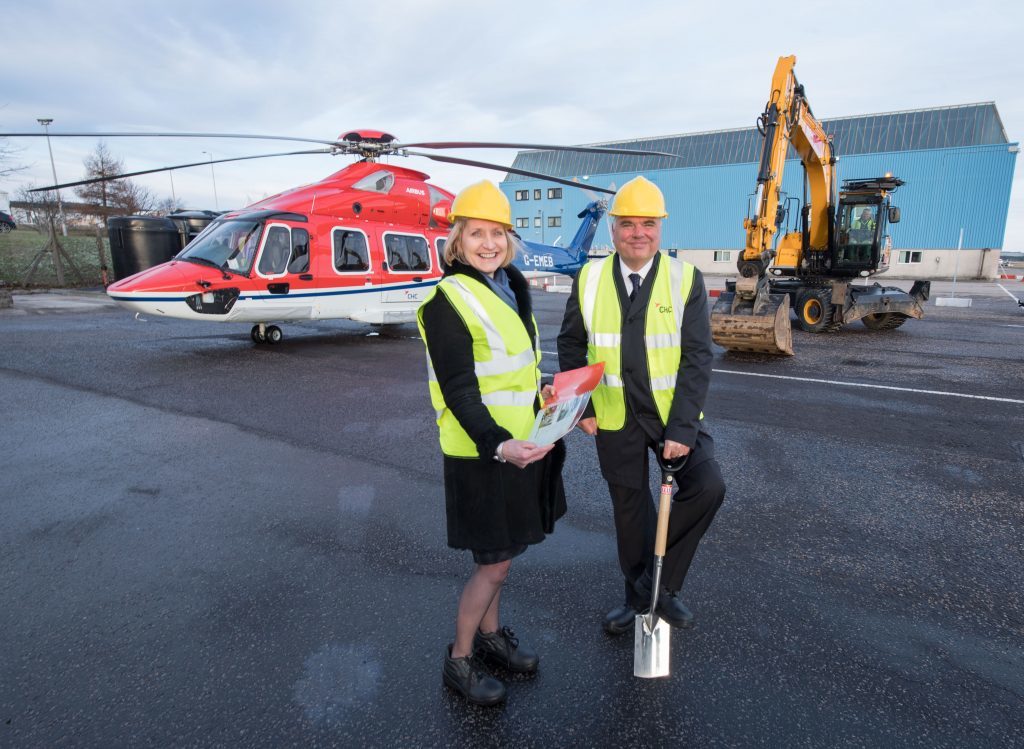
<box><xmin>609</xmin><ymin>176</ymin><xmax>668</xmax><ymax>218</ymax></box>
<box><xmin>447</xmin><ymin>180</ymin><xmax>513</xmax><ymax>228</ymax></box>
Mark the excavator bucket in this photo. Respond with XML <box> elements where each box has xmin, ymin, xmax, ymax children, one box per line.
<box><xmin>710</xmin><ymin>291</ymin><xmax>794</xmax><ymax>356</ymax></box>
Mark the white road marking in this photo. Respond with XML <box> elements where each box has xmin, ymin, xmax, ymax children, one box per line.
<box><xmin>713</xmin><ymin>369</ymin><xmax>1024</xmax><ymax>405</ymax></box>
<box><xmin>996</xmin><ymin>283</ymin><xmax>1021</xmax><ymax>303</ymax></box>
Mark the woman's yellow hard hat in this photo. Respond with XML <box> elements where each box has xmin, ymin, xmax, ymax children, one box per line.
<box><xmin>448</xmin><ymin>180</ymin><xmax>513</xmax><ymax>228</ymax></box>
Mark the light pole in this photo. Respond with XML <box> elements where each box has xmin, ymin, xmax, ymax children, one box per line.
<box><xmin>537</xmin><ymin>209</ymin><xmax>545</xmax><ymax>243</ymax></box>
<box><xmin>37</xmin><ymin>118</ymin><xmax>67</xmax><ymax>236</ymax></box>
<box><xmin>201</xmin><ymin>151</ymin><xmax>219</xmax><ymax>210</ymax></box>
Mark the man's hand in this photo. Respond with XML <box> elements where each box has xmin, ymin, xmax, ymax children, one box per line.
<box><xmin>662</xmin><ymin>440</ymin><xmax>691</xmax><ymax>461</ymax></box>
<box><xmin>501</xmin><ymin>440</ymin><xmax>554</xmax><ymax>469</ymax></box>
<box><xmin>577</xmin><ymin>417</ymin><xmax>598</xmax><ymax>436</ymax></box>
<box><xmin>540</xmin><ymin>384</ymin><xmax>556</xmax><ymax>406</ymax></box>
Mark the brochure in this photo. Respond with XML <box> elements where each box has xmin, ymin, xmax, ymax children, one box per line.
<box><xmin>527</xmin><ymin>362</ymin><xmax>605</xmax><ymax>445</ymax></box>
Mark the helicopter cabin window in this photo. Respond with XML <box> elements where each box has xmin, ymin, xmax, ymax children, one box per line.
<box><xmin>288</xmin><ymin>228</ymin><xmax>310</xmax><ymax>273</ymax></box>
<box><xmin>515</xmin><ymin>218</ymin><xmax>529</xmax><ymax>229</ymax></box>
<box><xmin>435</xmin><ymin>237</ymin><xmax>446</xmax><ymax>257</ymax></box>
<box><xmin>332</xmin><ymin>229</ymin><xmax>370</xmax><ymax>272</ymax></box>
<box><xmin>515</xmin><ymin>190</ymin><xmax>529</xmax><ymax>201</ymax></box>
<box><xmin>384</xmin><ymin>233</ymin><xmax>430</xmax><ymax>272</ymax></box>
<box><xmin>353</xmin><ymin>170</ymin><xmax>395</xmax><ymax>194</ymax></box>
<box><xmin>547</xmin><ymin>216</ymin><xmax>561</xmax><ymax>228</ymax></box>
<box><xmin>258</xmin><ymin>226</ymin><xmax>292</xmax><ymax>276</ymax></box>
<box><xmin>547</xmin><ymin>188</ymin><xmax>562</xmax><ymax>199</ymax></box>
<box><xmin>533</xmin><ymin>189</ymin><xmax>541</xmax><ymax>200</ymax></box>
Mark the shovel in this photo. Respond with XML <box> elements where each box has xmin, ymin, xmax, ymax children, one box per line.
<box><xmin>634</xmin><ymin>444</ymin><xmax>689</xmax><ymax>679</ymax></box>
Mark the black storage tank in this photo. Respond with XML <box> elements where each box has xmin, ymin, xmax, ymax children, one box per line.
<box><xmin>107</xmin><ymin>215</ymin><xmax>181</xmax><ymax>281</ymax></box>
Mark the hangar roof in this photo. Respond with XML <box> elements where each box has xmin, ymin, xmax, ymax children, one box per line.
<box><xmin>504</xmin><ymin>102</ymin><xmax>1009</xmax><ymax>181</ymax></box>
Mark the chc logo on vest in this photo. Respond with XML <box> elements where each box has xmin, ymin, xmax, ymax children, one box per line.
<box><xmin>654</xmin><ymin>301</ymin><xmax>673</xmax><ymax>314</ymax></box>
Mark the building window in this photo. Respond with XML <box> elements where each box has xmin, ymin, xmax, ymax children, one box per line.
<box><xmin>533</xmin><ymin>189</ymin><xmax>541</xmax><ymax>200</ymax></box>
<box><xmin>547</xmin><ymin>216</ymin><xmax>561</xmax><ymax>228</ymax></box>
<box><xmin>897</xmin><ymin>250</ymin><xmax>922</xmax><ymax>264</ymax></box>
<box><xmin>547</xmin><ymin>188</ymin><xmax>562</xmax><ymax>199</ymax></box>
<box><xmin>713</xmin><ymin>250</ymin><xmax>731</xmax><ymax>262</ymax></box>
<box><xmin>515</xmin><ymin>190</ymin><xmax>528</xmax><ymax>201</ymax></box>
<box><xmin>515</xmin><ymin>217</ymin><xmax>529</xmax><ymax>229</ymax></box>
<box><xmin>534</xmin><ymin>217</ymin><xmax>542</xmax><ymax>228</ymax></box>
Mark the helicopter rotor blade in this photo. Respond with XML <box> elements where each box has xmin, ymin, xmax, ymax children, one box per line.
<box><xmin>404</xmin><ymin>151</ymin><xmax>617</xmax><ymax>195</ymax></box>
<box><xmin>29</xmin><ymin>148</ymin><xmax>334</xmax><ymax>192</ymax></box>
<box><xmin>401</xmin><ymin>140</ymin><xmax>678</xmax><ymax>158</ymax></box>
<box><xmin>1</xmin><ymin>131</ymin><xmax>343</xmax><ymax>147</ymax></box>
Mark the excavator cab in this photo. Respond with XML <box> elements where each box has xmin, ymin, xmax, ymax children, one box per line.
<box><xmin>834</xmin><ymin>200</ymin><xmax>883</xmax><ymax>272</ymax></box>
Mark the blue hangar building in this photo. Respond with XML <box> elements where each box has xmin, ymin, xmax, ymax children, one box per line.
<box><xmin>500</xmin><ymin>102</ymin><xmax>1017</xmax><ymax>279</ymax></box>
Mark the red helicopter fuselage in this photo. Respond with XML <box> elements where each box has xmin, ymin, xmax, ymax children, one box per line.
<box><xmin>107</xmin><ymin>162</ymin><xmax>455</xmax><ymax>332</ymax></box>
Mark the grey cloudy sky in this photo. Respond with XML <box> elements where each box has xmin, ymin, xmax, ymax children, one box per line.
<box><xmin>2</xmin><ymin>0</ymin><xmax>1021</xmax><ymax>247</ymax></box>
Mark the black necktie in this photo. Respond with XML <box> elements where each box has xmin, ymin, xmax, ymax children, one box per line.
<box><xmin>628</xmin><ymin>273</ymin><xmax>641</xmax><ymax>302</ymax></box>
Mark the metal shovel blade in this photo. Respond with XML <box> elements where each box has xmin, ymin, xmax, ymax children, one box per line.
<box><xmin>634</xmin><ymin>611</ymin><xmax>671</xmax><ymax>678</ymax></box>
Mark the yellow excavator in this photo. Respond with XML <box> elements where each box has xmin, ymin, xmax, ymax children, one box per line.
<box><xmin>711</xmin><ymin>55</ymin><xmax>930</xmax><ymax>355</ymax></box>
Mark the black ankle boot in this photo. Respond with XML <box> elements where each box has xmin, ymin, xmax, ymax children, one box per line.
<box><xmin>443</xmin><ymin>645</ymin><xmax>506</xmax><ymax>706</ymax></box>
<box><xmin>473</xmin><ymin>626</ymin><xmax>539</xmax><ymax>674</ymax></box>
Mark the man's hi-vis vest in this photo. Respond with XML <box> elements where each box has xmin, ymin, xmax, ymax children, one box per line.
<box><xmin>417</xmin><ymin>274</ymin><xmax>542</xmax><ymax>458</ymax></box>
<box><xmin>578</xmin><ymin>253</ymin><xmax>697</xmax><ymax>431</ymax></box>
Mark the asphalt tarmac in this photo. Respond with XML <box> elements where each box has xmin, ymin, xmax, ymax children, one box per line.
<box><xmin>1</xmin><ymin>283</ymin><xmax>1022</xmax><ymax>747</ymax></box>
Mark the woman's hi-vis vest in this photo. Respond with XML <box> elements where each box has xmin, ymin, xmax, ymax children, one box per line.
<box><xmin>578</xmin><ymin>253</ymin><xmax>697</xmax><ymax>431</ymax></box>
<box><xmin>417</xmin><ymin>274</ymin><xmax>542</xmax><ymax>458</ymax></box>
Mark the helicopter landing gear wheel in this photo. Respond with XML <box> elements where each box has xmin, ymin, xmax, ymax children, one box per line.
<box><xmin>266</xmin><ymin>325</ymin><xmax>283</xmax><ymax>344</ymax></box>
<box><xmin>251</xmin><ymin>324</ymin><xmax>266</xmax><ymax>344</ymax></box>
<box><xmin>795</xmin><ymin>288</ymin><xmax>841</xmax><ymax>333</ymax></box>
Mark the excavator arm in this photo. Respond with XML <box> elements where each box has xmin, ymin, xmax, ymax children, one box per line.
<box><xmin>711</xmin><ymin>55</ymin><xmax>834</xmax><ymax>356</ymax></box>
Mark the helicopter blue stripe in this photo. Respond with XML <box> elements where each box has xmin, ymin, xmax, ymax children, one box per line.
<box><xmin>108</xmin><ymin>280</ymin><xmax>438</xmax><ymax>304</ymax></box>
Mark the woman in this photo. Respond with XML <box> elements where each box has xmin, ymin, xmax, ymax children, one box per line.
<box><xmin>416</xmin><ymin>180</ymin><xmax>566</xmax><ymax>706</ymax></box>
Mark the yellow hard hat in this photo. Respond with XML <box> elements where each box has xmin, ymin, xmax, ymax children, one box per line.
<box><xmin>609</xmin><ymin>176</ymin><xmax>668</xmax><ymax>218</ymax></box>
<box><xmin>447</xmin><ymin>180</ymin><xmax>512</xmax><ymax>228</ymax></box>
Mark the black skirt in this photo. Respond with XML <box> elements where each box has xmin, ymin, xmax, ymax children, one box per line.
<box><xmin>442</xmin><ymin>440</ymin><xmax>566</xmax><ymax>554</ymax></box>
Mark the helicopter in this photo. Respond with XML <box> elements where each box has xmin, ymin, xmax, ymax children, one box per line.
<box><xmin>6</xmin><ymin>128</ymin><xmax>649</xmax><ymax>343</ymax></box>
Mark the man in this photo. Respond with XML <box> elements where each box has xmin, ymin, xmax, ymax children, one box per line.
<box><xmin>557</xmin><ymin>176</ymin><xmax>726</xmax><ymax>635</ymax></box>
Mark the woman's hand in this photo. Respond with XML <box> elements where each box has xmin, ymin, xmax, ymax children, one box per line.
<box><xmin>540</xmin><ymin>384</ymin><xmax>556</xmax><ymax>406</ymax></box>
<box><xmin>500</xmin><ymin>439</ymin><xmax>554</xmax><ymax>469</ymax></box>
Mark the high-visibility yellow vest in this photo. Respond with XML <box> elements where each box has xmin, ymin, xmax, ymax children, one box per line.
<box><xmin>417</xmin><ymin>274</ymin><xmax>541</xmax><ymax>458</ymax></box>
<box><xmin>577</xmin><ymin>253</ymin><xmax>697</xmax><ymax>431</ymax></box>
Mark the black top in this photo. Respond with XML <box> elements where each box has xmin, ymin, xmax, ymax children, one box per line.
<box><xmin>557</xmin><ymin>252</ymin><xmax>713</xmax><ymax>447</ymax></box>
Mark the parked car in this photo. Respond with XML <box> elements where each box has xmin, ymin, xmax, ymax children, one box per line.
<box><xmin>0</xmin><ymin>211</ymin><xmax>15</xmax><ymax>233</ymax></box>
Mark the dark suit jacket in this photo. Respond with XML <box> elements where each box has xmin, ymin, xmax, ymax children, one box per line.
<box><xmin>558</xmin><ymin>252</ymin><xmax>715</xmax><ymax>487</ymax></box>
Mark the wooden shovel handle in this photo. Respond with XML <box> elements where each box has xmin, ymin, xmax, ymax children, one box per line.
<box><xmin>654</xmin><ymin>482</ymin><xmax>673</xmax><ymax>557</ymax></box>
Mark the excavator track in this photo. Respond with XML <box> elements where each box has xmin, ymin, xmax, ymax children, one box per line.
<box><xmin>710</xmin><ymin>291</ymin><xmax>794</xmax><ymax>355</ymax></box>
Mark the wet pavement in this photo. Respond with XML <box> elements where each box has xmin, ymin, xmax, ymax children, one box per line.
<box><xmin>1</xmin><ymin>284</ymin><xmax>1022</xmax><ymax>747</ymax></box>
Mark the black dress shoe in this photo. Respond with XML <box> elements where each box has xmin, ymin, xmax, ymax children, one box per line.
<box><xmin>474</xmin><ymin>626</ymin><xmax>539</xmax><ymax>674</ymax></box>
<box><xmin>656</xmin><ymin>592</ymin><xmax>695</xmax><ymax>629</ymax></box>
<box><xmin>603</xmin><ymin>603</ymin><xmax>639</xmax><ymax>635</ymax></box>
<box><xmin>443</xmin><ymin>645</ymin><xmax>506</xmax><ymax>706</ymax></box>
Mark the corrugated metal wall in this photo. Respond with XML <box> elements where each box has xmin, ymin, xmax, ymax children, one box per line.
<box><xmin>502</xmin><ymin>143</ymin><xmax>1017</xmax><ymax>251</ymax></box>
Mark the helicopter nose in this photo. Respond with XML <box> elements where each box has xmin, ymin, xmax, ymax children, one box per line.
<box><xmin>107</xmin><ymin>261</ymin><xmax>202</xmax><ymax>293</ymax></box>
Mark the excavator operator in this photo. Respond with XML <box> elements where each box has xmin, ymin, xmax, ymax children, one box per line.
<box><xmin>557</xmin><ymin>176</ymin><xmax>726</xmax><ymax>637</ymax></box>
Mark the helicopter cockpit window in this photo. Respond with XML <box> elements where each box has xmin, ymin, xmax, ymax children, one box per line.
<box><xmin>333</xmin><ymin>229</ymin><xmax>369</xmax><ymax>272</ymax></box>
<box><xmin>180</xmin><ymin>219</ymin><xmax>262</xmax><ymax>275</ymax></box>
<box><xmin>289</xmin><ymin>228</ymin><xmax>310</xmax><ymax>273</ymax></box>
<box><xmin>385</xmin><ymin>233</ymin><xmax>430</xmax><ymax>272</ymax></box>
<box><xmin>353</xmin><ymin>170</ymin><xmax>395</xmax><ymax>194</ymax></box>
<box><xmin>258</xmin><ymin>226</ymin><xmax>292</xmax><ymax>276</ymax></box>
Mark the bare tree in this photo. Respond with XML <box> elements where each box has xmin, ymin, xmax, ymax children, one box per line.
<box><xmin>75</xmin><ymin>142</ymin><xmax>158</xmax><ymax>222</ymax></box>
<box><xmin>1</xmin><ymin>137</ymin><xmax>25</xmax><ymax>179</ymax></box>
<box><xmin>14</xmin><ymin>185</ymin><xmax>59</xmax><ymax>230</ymax></box>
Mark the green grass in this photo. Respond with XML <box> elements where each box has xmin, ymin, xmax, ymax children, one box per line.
<box><xmin>0</xmin><ymin>227</ymin><xmax>112</xmax><ymax>288</ymax></box>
